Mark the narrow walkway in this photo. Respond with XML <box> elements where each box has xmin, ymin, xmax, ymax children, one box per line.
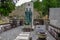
<box><xmin>0</xmin><ymin>26</ymin><xmax>56</xmax><ymax>40</ymax></box>
<box><xmin>0</xmin><ymin>26</ymin><xmax>22</xmax><ymax>40</ymax></box>
<box><xmin>47</xmin><ymin>31</ymin><xmax>56</xmax><ymax>40</ymax></box>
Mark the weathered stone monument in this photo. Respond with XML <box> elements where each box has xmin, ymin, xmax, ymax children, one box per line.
<box><xmin>25</xmin><ymin>1</ymin><xmax>33</xmax><ymax>25</ymax></box>
<box><xmin>49</xmin><ymin>8</ymin><xmax>60</xmax><ymax>28</ymax></box>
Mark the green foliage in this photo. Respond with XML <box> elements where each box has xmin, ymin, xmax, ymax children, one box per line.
<box><xmin>34</xmin><ymin>0</ymin><xmax>40</xmax><ymax>10</ymax></box>
<box><xmin>42</xmin><ymin>0</ymin><xmax>60</xmax><ymax>16</ymax></box>
<box><xmin>0</xmin><ymin>0</ymin><xmax>15</xmax><ymax>16</ymax></box>
<box><xmin>34</xmin><ymin>0</ymin><xmax>43</xmax><ymax>17</ymax></box>
<box><xmin>34</xmin><ymin>0</ymin><xmax>60</xmax><ymax>17</ymax></box>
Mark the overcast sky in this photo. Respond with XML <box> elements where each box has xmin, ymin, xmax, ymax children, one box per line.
<box><xmin>16</xmin><ymin>0</ymin><xmax>42</xmax><ymax>6</ymax></box>
<box><xmin>16</xmin><ymin>0</ymin><xmax>31</xmax><ymax>6</ymax></box>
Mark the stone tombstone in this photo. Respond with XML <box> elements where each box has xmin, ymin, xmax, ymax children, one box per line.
<box><xmin>49</xmin><ymin>8</ymin><xmax>60</xmax><ymax>26</ymax></box>
<box><xmin>49</xmin><ymin>8</ymin><xmax>60</xmax><ymax>20</ymax></box>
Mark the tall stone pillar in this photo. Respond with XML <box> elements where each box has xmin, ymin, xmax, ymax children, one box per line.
<box><xmin>25</xmin><ymin>1</ymin><xmax>33</xmax><ymax>26</ymax></box>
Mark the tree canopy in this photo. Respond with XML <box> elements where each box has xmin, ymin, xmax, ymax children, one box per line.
<box><xmin>34</xmin><ymin>0</ymin><xmax>60</xmax><ymax>18</ymax></box>
<box><xmin>34</xmin><ymin>0</ymin><xmax>43</xmax><ymax>17</ymax></box>
<box><xmin>0</xmin><ymin>0</ymin><xmax>15</xmax><ymax>16</ymax></box>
